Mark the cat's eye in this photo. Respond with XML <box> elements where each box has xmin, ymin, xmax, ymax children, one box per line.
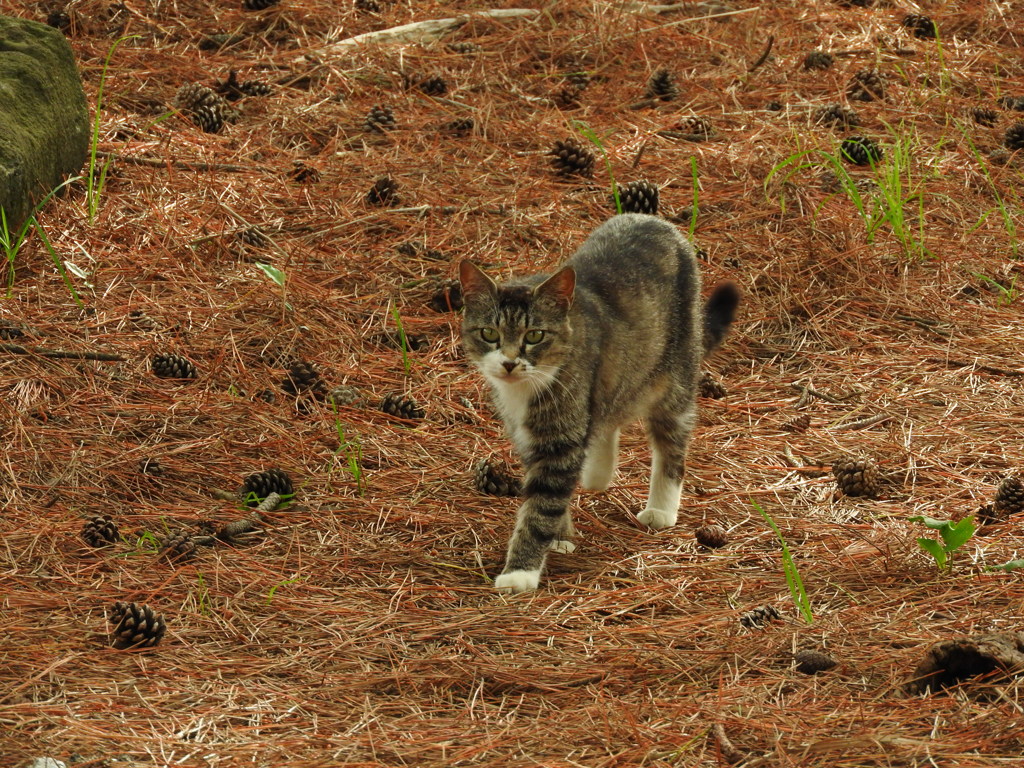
<box><xmin>479</xmin><ymin>327</ymin><xmax>499</xmax><ymax>343</ymax></box>
<box><xmin>524</xmin><ymin>330</ymin><xmax>545</xmax><ymax>344</ymax></box>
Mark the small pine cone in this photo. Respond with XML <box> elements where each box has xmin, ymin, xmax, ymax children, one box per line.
<box><xmin>364</xmin><ymin>104</ymin><xmax>396</xmax><ymax>133</ymax></box>
<box><xmin>46</xmin><ymin>9</ymin><xmax>73</xmax><ymax>33</ymax></box>
<box><xmin>240</xmin><ymin>79</ymin><xmax>273</xmax><ymax>97</ymax></box>
<box><xmin>328</xmin><ymin>384</ymin><xmax>361</xmax><ymax>407</ymax></box>
<box><xmin>794</xmin><ymin>649</ymin><xmax>837</xmax><ymax>674</ymax></box>
<box><xmin>549</xmin><ymin>138</ymin><xmax>595</xmax><ymax>178</ymax></box>
<box><xmin>243</xmin><ymin>0</ymin><xmax>281</xmax><ymax>9</ymax></box>
<box><xmin>840</xmin><ymin>135</ymin><xmax>883</xmax><ymax>166</ymax></box>
<box><xmin>994</xmin><ymin>475</ymin><xmax>1024</xmax><ymax>517</ymax></box>
<box><xmin>698</xmin><ymin>372</ymin><xmax>727</xmax><ymax>399</ymax></box>
<box><xmin>366</xmin><ymin>176</ymin><xmax>400</xmax><ymax>206</ymax></box>
<box><xmin>174</xmin><ymin>82</ymin><xmax>222</xmax><ymax>112</ymax></box>
<box><xmin>474</xmin><ymin>458</ymin><xmax>521</xmax><ymax>497</ymax></box>
<box><xmin>813</xmin><ymin>103</ymin><xmax>859</xmax><ymax>129</ymax></box>
<box><xmin>740</xmin><ymin>604</ymin><xmax>781</xmax><ymax>629</ymax></box>
<box><xmin>355</xmin><ymin>0</ymin><xmax>382</xmax><ymax>11</ymax></box>
<box><xmin>672</xmin><ymin>115</ymin><xmax>713</xmax><ymax>140</ymax></box>
<box><xmin>152</xmin><ymin>353</ymin><xmax>197</xmax><ymax>380</ymax></box>
<box><xmin>645</xmin><ymin>68</ymin><xmax>678</xmax><ymax>101</ymax></box>
<box><xmin>766</xmin><ymin>100</ymin><xmax>784</xmax><ymax>112</ymax></box>
<box><xmin>833</xmin><ymin>455</ymin><xmax>881</xmax><ymax>498</ymax></box>
<box><xmin>109</xmin><ymin>601</ymin><xmax>167</xmax><ymax>649</ymax></box>
<box><xmin>81</xmin><ymin>515</ymin><xmax>120</xmax><ymax>548</ymax></box>
<box><xmin>282</xmin><ymin>360</ymin><xmax>325</xmax><ymax>396</ymax></box>
<box><xmin>970</xmin><ymin>106</ymin><xmax>998</xmax><ymax>127</ymax></box>
<box><xmin>416</xmin><ymin>74</ymin><xmax>448</xmax><ymax>96</ymax></box>
<box><xmin>782</xmin><ymin>413</ymin><xmax>811</xmax><ymax>433</ymax></box>
<box><xmin>1005</xmin><ymin>122</ymin><xmax>1024</xmax><ymax>152</ymax></box>
<box><xmin>695</xmin><ymin>523</ymin><xmax>729</xmax><ymax>549</ymax></box>
<box><xmin>446</xmin><ymin>41</ymin><xmax>481</xmax><ymax>55</ymax></box>
<box><xmin>427</xmin><ymin>279</ymin><xmax>464</xmax><ymax>313</ymax></box>
<box><xmin>236</xmin><ymin>226</ymin><xmax>270</xmax><ymax>248</ymax></box>
<box><xmin>443</xmin><ymin>117</ymin><xmax>474</xmax><ymax>137</ymax></box>
<box><xmin>139</xmin><ymin>457</ymin><xmax>165</xmax><ymax>476</ymax></box>
<box><xmin>240</xmin><ymin>468</ymin><xmax>294</xmax><ymax>505</ymax></box>
<box><xmin>380</xmin><ymin>392</ymin><xmax>425</xmax><ymax>421</ymax></box>
<box><xmin>975</xmin><ymin>503</ymin><xmax>1001</xmax><ymax>527</ymax></box>
<box><xmin>997</xmin><ymin>96</ymin><xmax>1024</xmax><ymax>112</ymax></box>
<box><xmin>803</xmin><ymin>50</ymin><xmax>834</xmax><ymax>70</ymax></box>
<box><xmin>158</xmin><ymin>530</ymin><xmax>196</xmax><ymax>563</ymax></box>
<box><xmin>617</xmin><ymin>180</ymin><xmax>659</xmax><ymax>215</ymax></box>
<box><xmin>214</xmin><ymin>70</ymin><xmax>245</xmax><ymax>101</ymax></box>
<box><xmin>902</xmin><ymin>14</ymin><xmax>937</xmax><ymax>39</ymax></box>
<box><xmin>847</xmin><ymin>68</ymin><xmax>885</xmax><ymax>102</ymax></box>
<box><xmin>289</xmin><ymin>161</ymin><xmax>321</xmax><ymax>183</ymax></box>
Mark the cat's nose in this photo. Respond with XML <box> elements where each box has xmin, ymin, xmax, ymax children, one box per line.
<box><xmin>502</xmin><ymin>360</ymin><xmax>518</xmax><ymax>373</ymax></box>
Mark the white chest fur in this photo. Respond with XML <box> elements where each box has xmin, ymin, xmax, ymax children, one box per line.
<box><xmin>490</xmin><ymin>377</ymin><xmax>534</xmax><ymax>456</ymax></box>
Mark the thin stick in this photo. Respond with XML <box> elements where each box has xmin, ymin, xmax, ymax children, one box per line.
<box><xmin>96</xmin><ymin>150</ymin><xmax>272</xmax><ymax>174</ymax></box>
<box><xmin>748</xmin><ymin>34</ymin><xmax>774</xmax><ymax>72</ymax></box>
<box><xmin>926</xmin><ymin>357</ymin><xmax>1024</xmax><ymax>377</ymax></box>
<box><xmin>833</xmin><ymin>413</ymin><xmax>893</xmax><ymax>431</ymax></box>
<box><xmin>0</xmin><ymin>342</ymin><xmax>125</xmax><ymax>361</ymax></box>
<box><xmin>710</xmin><ymin>723</ymin><xmax>747</xmax><ymax>765</ymax></box>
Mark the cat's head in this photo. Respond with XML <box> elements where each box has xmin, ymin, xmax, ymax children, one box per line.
<box><xmin>458</xmin><ymin>260</ymin><xmax>575</xmax><ymax>390</ymax></box>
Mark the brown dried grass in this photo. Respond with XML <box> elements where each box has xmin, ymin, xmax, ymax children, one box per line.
<box><xmin>3</xmin><ymin>0</ymin><xmax>1024</xmax><ymax>765</ymax></box>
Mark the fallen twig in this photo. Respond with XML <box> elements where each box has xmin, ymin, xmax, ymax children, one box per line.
<box><xmin>0</xmin><ymin>342</ymin><xmax>124</xmax><ymax>362</ymax></box>
<box><xmin>96</xmin><ymin>150</ymin><xmax>273</xmax><ymax>174</ymax></box>
<box><xmin>748</xmin><ymin>34</ymin><xmax>774</xmax><ymax>72</ymax></box>
<box><xmin>926</xmin><ymin>357</ymin><xmax>1024</xmax><ymax>377</ymax></box>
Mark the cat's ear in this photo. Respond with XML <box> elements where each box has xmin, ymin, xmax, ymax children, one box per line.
<box><xmin>459</xmin><ymin>260</ymin><xmax>497</xmax><ymax>298</ymax></box>
<box><xmin>536</xmin><ymin>266</ymin><xmax>575</xmax><ymax>308</ymax></box>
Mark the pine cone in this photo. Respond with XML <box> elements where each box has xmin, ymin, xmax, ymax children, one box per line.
<box><xmin>215</xmin><ymin>71</ymin><xmax>273</xmax><ymax>101</ymax></box>
<box><xmin>355</xmin><ymin>0</ymin><xmax>382</xmax><ymax>11</ymax></box>
<box><xmin>328</xmin><ymin>384</ymin><xmax>361</xmax><ymax>407</ymax></box>
<box><xmin>81</xmin><ymin>515</ymin><xmax>120</xmax><ymax>548</ymax></box>
<box><xmin>782</xmin><ymin>413</ymin><xmax>811</xmax><ymax>433</ymax></box>
<box><xmin>446</xmin><ymin>41</ymin><xmax>481</xmax><ymax>55</ymax></box>
<box><xmin>1005</xmin><ymin>122</ymin><xmax>1024</xmax><ymax>152</ymax></box>
<box><xmin>240</xmin><ymin>468</ymin><xmax>294</xmax><ymax>505</ymax></box>
<box><xmin>289</xmin><ymin>161</ymin><xmax>321</xmax><ymax>183</ymax></box>
<box><xmin>803</xmin><ymin>50</ymin><xmax>834</xmax><ymax>70</ymax></box>
<box><xmin>158</xmin><ymin>530</ymin><xmax>196</xmax><ymax>563</ymax></box>
<box><xmin>840</xmin><ymin>135</ymin><xmax>883</xmax><ymax>166</ymax></box>
<box><xmin>474</xmin><ymin>458</ymin><xmax>521</xmax><ymax>497</ymax></box>
<box><xmin>902</xmin><ymin>14</ymin><xmax>937</xmax><ymax>39</ymax></box>
<box><xmin>364</xmin><ymin>104</ymin><xmax>396</xmax><ymax>133</ymax></box>
<box><xmin>616</xmin><ymin>180</ymin><xmax>659</xmax><ymax>215</ymax></box>
<box><xmin>380</xmin><ymin>392</ymin><xmax>425</xmax><ymax>421</ymax></box>
<box><xmin>994</xmin><ymin>475</ymin><xmax>1024</xmax><ymax>517</ymax></box>
<box><xmin>46</xmin><ymin>8</ymin><xmax>73</xmax><ymax>34</ymax></box>
<box><xmin>698</xmin><ymin>372</ymin><xmax>727</xmax><ymax>399</ymax></box>
<box><xmin>139</xmin><ymin>457</ymin><xmax>165</xmax><ymax>476</ymax></box>
<box><xmin>740</xmin><ymin>604</ymin><xmax>781</xmax><ymax>629</ymax></box>
<box><xmin>152</xmin><ymin>353</ymin><xmax>197</xmax><ymax>380</ymax></box>
<box><xmin>970</xmin><ymin>106</ymin><xmax>998</xmax><ymax>127</ymax></box>
<box><xmin>236</xmin><ymin>226</ymin><xmax>270</xmax><ymax>248</ymax></box>
<box><xmin>174</xmin><ymin>83</ymin><xmax>238</xmax><ymax>133</ymax></box>
<box><xmin>414</xmin><ymin>74</ymin><xmax>448</xmax><ymax>96</ymax></box>
<box><xmin>243</xmin><ymin>0</ymin><xmax>281</xmax><ymax>9</ymax></box>
<box><xmin>282</xmin><ymin>360</ymin><xmax>325</xmax><ymax>396</ymax></box>
<box><xmin>645</xmin><ymin>68</ymin><xmax>678</xmax><ymax>101</ymax></box>
<box><xmin>109</xmin><ymin>601</ymin><xmax>167</xmax><ymax>649</ymax></box>
<box><xmin>833</xmin><ymin>455</ymin><xmax>881</xmax><ymax>498</ymax></box>
<box><xmin>694</xmin><ymin>524</ymin><xmax>729</xmax><ymax>549</ymax></box>
<box><xmin>813</xmin><ymin>104</ymin><xmax>859</xmax><ymax>129</ymax></box>
<box><xmin>997</xmin><ymin>96</ymin><xmax>1024</xmax><ymax>112</ymax></box>
<box><xmin>847</xmin><ymin>68</ymin><xmax>886</xmax><ymax>102</ymax></box>
<box><xmin>427</xmin><ymin>279</ymin><xmax>464</xmax><ymax>313</ymax></box>
<box><xmin>549</xmin><ymin>138</ymin><xmax>595</xmax><ymax>177</ymax></box>
<box><xmin>672</xmin><ymin>115</ymin><xmax>713</xmax><ymax>140</ymax></box>
<box><xmin>794</xmin><ymin>649</ymin><xmax>837</xmax><ymax>674</ymax></box>
<box><xmin>366</xmin><ymin>176</ymin><xmax>400</xmax><ymax>206</ymax></box>
<box><xmin>443</xmin><ymin>117</ymin><xmax>474</xmax><ymax>137</ymax></box>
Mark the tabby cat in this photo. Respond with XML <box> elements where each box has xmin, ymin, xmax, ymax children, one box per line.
<box><xmin>459</xmin><ymin>213</ymin><xmax>738</xmax><ymax>593</ymax></box>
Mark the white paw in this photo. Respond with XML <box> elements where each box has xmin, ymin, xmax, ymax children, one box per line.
<box><xmin>494</xmin><ymin>569</ymin><xmax>541</xmax><ymax>594</ymax></box>
<box><xmin>637</xmin><ymin>506</ymin><xmax>677</xmax><ymax>530</ymax></box>
<box><xmin>550</xmin><ymin>539</ymin><xmax>576</xmax><ymax>554</ymax></box>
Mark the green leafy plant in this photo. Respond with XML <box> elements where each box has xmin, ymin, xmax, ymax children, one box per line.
<box><xmin>330</xmin><ymin>396</ymin><xmax>365</xmax><ymax>496</ymax></box>
<box><xmin>574</xmin><ymin>120</ymin><xmax>620</xmax><ymax>213</ymax></box>
<box><xmin>254</xmin><ymin>261</ymin><xmax>290</xmax><ymax>315</ymax></box>
<box><xmin>1</xmin><ymin>176</ymin><xmax>80</xmax><ymax>298</ymax></box>
<box><xmin>960</xmin><ymin>124</ymin><xmax>1019</xmax><ymax>258</ymax></box>
<box><xmin>970</xmin><ymin>272</ymin><xmax>1018</xmax><ymax>305</ymax></box>
<box><xmin>987</xmin><ymin>558</ymin><xmax>1024</xmax><ymax>573</ymax></box>
<box><xmin>910</xmin><ymin>515</ymin><xmax>976</xmax><ymax>570</ymax></box>
<box><xmin>35</xmin><ymin>222</ymin><xmax>84</xmax><ymax>307</ymax></box>
<box><xmin>87</xmin><ymin>34</ymin><xmax>139</xmax><ymax>223</ymax></box>
<box><xmin>266</xmin><ymin>575</ymin><xmax>302</xmax><ymax>605</ymax></box>
<box><xmin>196</xmin><ymin>571</ymin><xmax>211</xmax><ymax>616</ymax></box>
<box><xmin>753</xmin><ymin>500</ymin><xmax>813</xmax><ymax>624</ymax></box>
<box><xmin>390</xmin><ymin>306</ymin><xmax>412</xmax><ymax>375</ymax></box>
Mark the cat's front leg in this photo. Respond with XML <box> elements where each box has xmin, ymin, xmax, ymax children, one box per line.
<box><xmin>495</xmin><ymin>445</ymin><xmax>584</xmax><ymax>594</ymax></box>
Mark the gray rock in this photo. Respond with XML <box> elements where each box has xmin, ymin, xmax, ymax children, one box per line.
<box><xmin>24</xmin><ymin>759</ymin><xmax>68</xmax><ymax>768</ymax></box>
<box><xmin>0</xmin><ymin>14</ymin><xmax>88</xmax><ymax>231</ymax></box>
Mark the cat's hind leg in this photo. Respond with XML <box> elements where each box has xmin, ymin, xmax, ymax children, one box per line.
<box><xmin>637</xmin><ymin>405</ymin><xmax>695</xmax><ymax>530</ymax></box>
<box><xmin>551</xmin><ymin>513</ymin><xmax>577</xmax><ymax>554</ymax></box>
<box><xmin>580</xmin><ymin>427</ymin><xmax>620</xmax><ymax>492</ymax></box>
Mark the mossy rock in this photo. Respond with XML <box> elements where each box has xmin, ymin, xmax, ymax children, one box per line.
<box><xmin>0</xmin><ymin>15</ymin><xmax>88</xmax><ymax>230</ymax></box>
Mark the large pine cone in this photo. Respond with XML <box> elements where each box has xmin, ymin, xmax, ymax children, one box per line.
<box><xmin>814</xmin><ymin>103</ymin><xmax>859</xmax><ymax>128</ymax></box>
<box><xmin>366</xmin><ymin>176</ymin><xmax>400</xmax><ymax>206</ymax></box>
<box><xmin>549</xmin><ymin>138</ymin><xmax>595</xmax><ymax>177</ymax></box>
<box><xmin>616</xmin><ymin>180</ymin><xmax>659</xmax><ymax>215</ymax></box>
<box><xmin>158</xmin><ymin>530</ymin><xmax>196</xmax><ymax>563</ymax></box>
<box><xmin>1005</xmin><ymin>122</ymin><xmax>1024</xmax><ymax>152</ymax></box>
<box><xmin>645</xmin><ymin>68</ymin><xmax>678</xmax><ymax>101</ymax></box>
<box><xmin>81</xmin><ymin>515</ymin><xmax>120</xmax><ymax>548</ymax></box>
<box><xmin>474</xmin><ymin>458</ymin><xmax>521</xmax><ymax>497</ymax></box>
<box><xmin>803</xmin><ymin>50</ymin><xmax>834</xmax><ymax>70</ymax></box>
<box><xmin>694</xmin><ymin>523</ymin><xmax>729</xmax><ymax>549</ymax></box>
<box><xmin>840</xmin><ymin>136</ymin><xmax>883</xmax><ymax>166</ymax></box>
<box><xmin>109</xmin><ymin>601</ymin><xmax>167</xmax><ymax>649</ymax></box>
<box><xmin>847</xmin><ymin>68</ymin><xmax>886</xmax><ymax>102</ymax></box>
<box><xmin>364</xmin><ymin>104</ymin><xmax>396</xmax><ymax>132</ymax></box>
<box><xmin>282</xmin><ymin>360</ymin><xmax>326</xmax><ymax>396</ymax></box>
<box><xmin>152</xmin><ymin>353</ymin><xmax>197</xmax><ymax>379</ymax></box>
<box><xmin>833</xmin><ymin>455</ymin><xmax>881</xmax><ymax>498</ymax></box>
<box><xmin>994</xmin><ymin>475</ymin><xmax>1024</xmax><ymax>517</ymax></box>
<box><xmin>240</xmin><ymin>468</ymin><xmax>294</xmax><ymax>506</ymax></box>
<box><xmin>380</xmin><ymin>392</ymin><xmax>425</xmax><ymax>421</ymax></box>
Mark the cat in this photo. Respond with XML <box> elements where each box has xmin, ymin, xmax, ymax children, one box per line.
<box><xmin>459</xmin><ymin>213</ymin><xmax>739</xmax><ymax>594</ymax></box>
